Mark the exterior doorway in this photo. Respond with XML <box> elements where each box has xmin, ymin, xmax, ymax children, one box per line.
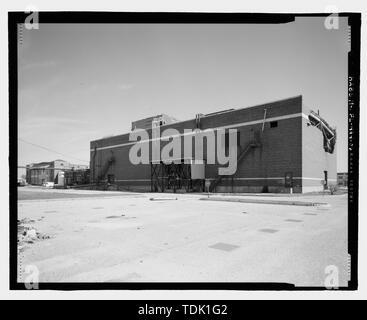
<box><xmin>324</xmin><ymin>170</ymin><xmax>328</xmax><ymax>190</ymax></box>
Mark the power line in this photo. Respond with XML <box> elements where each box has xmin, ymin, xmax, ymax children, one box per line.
<box><xmin>18</xmin><ymin>138</ymin><xmax>89</xmax><ymax>163</ymax></box>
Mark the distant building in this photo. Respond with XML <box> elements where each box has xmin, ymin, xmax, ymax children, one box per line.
<box><xmin>26</xmin><ymin>159</ymin><xmax>88</xmax><ymax>185</ymax></box>
<box><xmin>337</xmin><ymin>172</ymin><xmax>348</xmax><ymax>187</ymax></box>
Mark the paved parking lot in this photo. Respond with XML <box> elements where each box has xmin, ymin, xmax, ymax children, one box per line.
<box><xmin>17</xmin><ymin>187</ymin><xmax>349</xmax><ymax>287</ymax></box>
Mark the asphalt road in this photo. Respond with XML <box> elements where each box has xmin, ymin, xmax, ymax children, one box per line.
<box><xmin>17</xmin><ymin>187</ymin><xmax>349</xmax><ymax>287</ymax></box>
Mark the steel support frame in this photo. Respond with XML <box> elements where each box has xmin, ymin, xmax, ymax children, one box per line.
<box><xmin>150</xmin><ymin>160</ymin><xmax>194</xmax><ymax>193</ymax></box>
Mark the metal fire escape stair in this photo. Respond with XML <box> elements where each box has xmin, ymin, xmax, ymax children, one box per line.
<box><xmin>209</xmin><ymin>139</ymin><xmax>261</xmax><ymax>192</ymax></box>
<box><xmin>97</xmin><ymin>155</ymin><xmax>115</xmax><ymax>182</ymax></box>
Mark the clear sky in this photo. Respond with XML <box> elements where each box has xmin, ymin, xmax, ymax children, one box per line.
<box><xmin>18</xmin><ymin>17</ymin><xmax>349</xmax><ymax>175</ymax></box>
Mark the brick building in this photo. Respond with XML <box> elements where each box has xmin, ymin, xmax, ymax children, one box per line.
<box><xmin>90</xmin><ymin>95</ymin><xmax>337</xmax><ymax>193</ymax></box>
<box><xmin>26</xmin><ymin>159</ymin><xmax>88</xmax><ymax>185</ymax></box>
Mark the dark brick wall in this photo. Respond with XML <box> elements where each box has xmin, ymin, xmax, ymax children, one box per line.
<box><xmin>90</xmin><ymin>96</ymin><xmax>305</xmax><ymax>192</ymax></box>
<box><xmin>90</xmin><ymin>95</ymin><xmax>303</xmax><ymax>149</ymax></box>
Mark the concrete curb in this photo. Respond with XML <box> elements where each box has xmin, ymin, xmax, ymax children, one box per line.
<box><xmin>199</xmin><ymin>197</ymin><xmax>328</xmax><ymax>206</ymax></box>
<box><xmin>149</xmin><ymin>197</ymin><xmax>178</xmax><ymax>201</ymax></box>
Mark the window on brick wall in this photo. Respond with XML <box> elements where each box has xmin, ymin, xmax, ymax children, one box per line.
<box><xmin>270</xmin><ymin>121</ymin><xmax>278</xmax><ymax>128</ymax></box>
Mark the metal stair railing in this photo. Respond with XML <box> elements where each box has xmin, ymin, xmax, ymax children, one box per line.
<box><xmin>209</xmin><ymin>139</ymin><xmax>260</xmax><ymax>192</ymax></box>
<box><xmin>97</xmin><ymin>156</ymin><xmax>115</xmax><ymax>182</ymax></box>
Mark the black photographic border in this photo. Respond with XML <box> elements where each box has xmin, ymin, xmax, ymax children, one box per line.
<box><xmin>9</xmin><ymin>11</ymin><xmax>360</xmax><ymax>291</ymax></box>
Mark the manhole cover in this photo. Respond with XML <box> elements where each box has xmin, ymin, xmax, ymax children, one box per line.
<box><xmin>209</xmin><ymin>242</ymin><xmax>240</xmax><ymax>252</ymax></box>
<box><xmin>259</xmin><ymin>228</ymin><xmax>279</xmax><ymax>233</ymax></box>
<box><xmin>285</xmin><ymin>219</ymin><xmax>303</xmax><ymax>223</ymax></box>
